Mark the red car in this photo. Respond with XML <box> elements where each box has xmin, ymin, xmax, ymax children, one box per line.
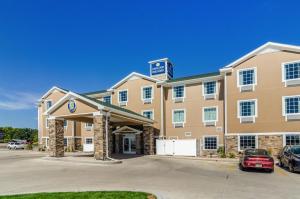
<box><xmin>239</xmin><ymin>149</ymin><xmax>274</xmax><ymax>172</ymax></box>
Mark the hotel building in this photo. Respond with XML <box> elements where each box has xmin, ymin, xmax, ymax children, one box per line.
<box><xmin>38</xmin><ymin>42</ymin><xmax>300</xmax><ymax>159</ymax></box>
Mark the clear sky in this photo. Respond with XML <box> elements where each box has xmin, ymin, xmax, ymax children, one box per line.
<box><xmin>0</xmin><ymin>0</ymin><xmax>300</xmax><ymax>128</ymax></box>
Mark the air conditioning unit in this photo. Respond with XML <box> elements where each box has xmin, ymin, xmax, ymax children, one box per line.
<box><xmin>174</xmin><ymin>98</ymin><xmax>184</xmax><ymax>103</ymax></box>
<box><xmin>204</xmin><ymin>121</ymin><xmax>216</xmax><ymax>126</ymax></box>
<box><xmin>285</xmin><ymin>79</ymin><xmax>300</xmax><ymax>87</ymax></box>
<box><xmin>119</xmin><ymin>102</ymin><xmax>127</xmax><ymax>106</ymax></box>
<box><xmin>174</xmin><ymin>123</ymin><xmax>184</xmax><ymax>128</ymax></box>
<box><xmin>286</xmin><ymin>114</ymin><xmax>300</xmax><ymax>121</ymax></box>
<box><xmin>240</xmin><ymin>116</ymin><xmax>255</xmax><ymax>123</ymax></box>
<box><xmin>240</xmin><ymin>85</ymin><xmax>254</xmax><ymax>92</ymax></box>
<box><xmin>204</xmin><ymin>94</ymin><xmax>216</xmax><ymax>100</ymax></box>
<box><xmin>143</xmin><ymin>99</ymin><xmax>152</xmax><ymax>104</ymax></box>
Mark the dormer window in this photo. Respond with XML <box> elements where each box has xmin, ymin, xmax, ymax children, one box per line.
<box><xmin>203</xmin><ymin>81</ymin><xmax>217</xmax><ymax>99</ymax></box>
<box><xmin>45</xmin><ymin>100</ymin><xmax>52</xmax><ymax>110</ymax></box>
<box><xmin>282</xmin><ymin>61</ymin><xmax>300</xmax><ymax>86</ymax></box>
<box><xmin>118</xmin><ymin>90</ymin><xmax>128</xmax><ymax>106</ymax></box>
<box><xmin>237</xmin><ymin>68</ymin><xmax>256</xmax><ymax>92</ymax></box>
<box><xmin>142</xmin><ymin>86</ymin><xmax>153</xmax><ymax>104</ymax></box>
<box><xmin>172</xmin><ymin>85</ymin><xmax>185</xmax><ymax>102</ymax></box>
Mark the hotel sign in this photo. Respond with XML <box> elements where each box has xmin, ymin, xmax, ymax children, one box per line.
<box><xmin>68</xmin><ymin>99</ymin><xmax>77</xmax><ymax>113</ymax></box>
<box><xmin>151</xmin><ymin>62</ymin><xmax>166</xmax><ymax>76</ymax></box>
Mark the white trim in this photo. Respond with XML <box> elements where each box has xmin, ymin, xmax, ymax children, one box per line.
<box><xmin>141</xmin><ymin>109</ymin><xmax>154</xmax><ymax>120</ymax></box>
<box><xmin>85</xmin><ymin>122</ymin><xmax>93</xmax><ymax>130</ymax></box>
<box><xmin>237</xmin><ymin>134</ymin><xmax>258</xmax><ymax>152</ymax></box>
<box><xmin>226</xmin><ymin>132</ymin><xmax>300</xmax><ymax>136</ymax></box>
<box><xmin>118</xmin><ymin>89</ymin><xmax>128</xmax><ymax>106</ymax></box>
<box><xmin>148</xmin><ymin>58</ymin><xmax>169</xmax><ymax>64</ymax></box>
<box><xmin>236</xmin><ymin>67</ymin><xmax>257</xmax><ymax>92</ymax></box>
<box><xmin>203</xmin><ymin>135</ymin><xmax>219</xmax><ymax>150</ymax></box>
<box><xmin>44</xmin><ymin>99</ymin><xmax>53</xmax><ymax>111</ymax></box>
<box><xmin>45</xmin><ymin>117</ymin><xmax>49</xmax><ymax>129</ymax></box>
<box><xmin>172</xmin><ymin>109</ymin><xmax>186</xmax><ymax>127</ymax></box>
<box><xmin>141</xmin><ymin>85</ymin><xmax>154</xmax><ymax>103</ymax></box>
<box><xmin>112</xmin><ymin>126</ymin><xmax>142</xmax><ymax>134</ymax></box>
<box><xmin>172</xmin><ymin>84</ymin><xmax>186</xmax><ymax>102</ymax></box>
<box><xmin>39</xmin><ymin>86</ymin><xmax>68</xmax><ymax>102</ymax></box>
<box><xmin>281</xmin><ymin>60</ymin><xmax>300</xmax><ymax>86</ymax></box>
<box><xmin>224</xmin><ymin>73</ymin><xmax>228</xmax><ymax>135</ymax></box>
<box><xmin>222</xmin><ymin>42</ymin><xmax>300</xmax><ymax>69</ymax></box>
<box><xmin>202</xmin><ymin>106</ymin><xmax>218</xmax><ymax>124</ymax></box>
<box><xmin>109</xmin><ymin>72</ymin><xmax>159</xmax><ymax>90</ymax></box>
<box><xmin>202</xmin><ymin>80</ymin><xmax>218</xmax><ymax>99</ymax></box>
<box><xmin>160</xmin><ymin>86</ymin><xmax>164</xmax><ymax>136</ymax></box>
<box><xmin>161</xmin><ymin>75</ymin><xmax>223</xmax><ymax>87</ymax></box>
<box><xmin>237</xmin><ymin>99</ymin><xmax>258</xmax><ymax>123</ymax></box>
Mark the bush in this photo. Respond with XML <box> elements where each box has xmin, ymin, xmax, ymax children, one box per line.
<box><xmin>228</xmin><ymin>152</ymin><xmax>236</xmax><ymax>158</ymax></box>
<box><xmin>267</xmin><ymin>148</ymin><xmax>273</xmax><ymax>156</ymax></box>
<box><xmin>26</xmin><ymin>143</ymin><xmax>33</xmax><ymax>150</ymax></box>
<box><xmin>217</xmin><ymin>146</ymin><xmax>226</xmax><ymax>158</ymax></box>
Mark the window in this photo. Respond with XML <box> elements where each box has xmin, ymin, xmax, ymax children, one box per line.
<box><xmin>103</xmin><ymin>96</ymin><xmax>111</xmax><ymax>104</ymax></box>
<box><xmin>173</xmin><ymin>110</ymin><xmax>185</xmax><ymax>123</ymax></box>
<box><xmin>64</xmin><ymin>120</ymin><xmax>67</xmax><ymax>127</ymax></box>
<box><xmin>239</xmin><ymin>135</ymin><xmax>256</xmax><ymax>151</ymax></box>
<box><xmin>238</xmin><ymin>69</ymin><xmax>256</xmax><ymax>86</ymax></box>
<box><xmin>286</xmin><ymin>135</ymin><xmax>300</xmax><ymax>146</ymax></box>
<box><xmin>284</xmin><ymin>96</ymin><xmax>300</xmax><ymax>114</ymax></box>
<box><xmin>142</xmin><ymin>86</ymin><xmax>153</xmax><ymax>100</ymax></box>
<box><xmin>284</xmin><ymin>62</ymin><xmax>300</xmax><ymax>80</ymax></box>
<box><xmin>142</xmin><ymin>110</ymin><xmax>153</xmax><ymax>119</ymax></box>
<box><xmin>45</xmin><ymin>100</ymin><xmax>52</xmax><ymax>110</ymax></box>
<box><xmin>204</xmin><ymin>136</ymin><xmax>218</xmax><ymax>150</ymax></box>
<box><xmin>204</xmin><ymin>81</ymin><xmax>216</xmax><ymax>95</ymax></box>
<box><xmin>85</xmin><ymin>138</ymin><xmax>93</xmax><ymax>144</ymax></box>
<box><xmin>118</xmin><ymin>90</ymin><xmax>128</xmax><ymax>103</ymax></box>
<box><xmin>203</xmin><ymin>107</ymin><xmax>217</xmax><ymax>122</ymax></box>
<box><xmin>173</xmin><ymin>85</ymin><xmax>185</xmax><ymax>99</ymax></box>
<box><xmin>85</xmin><ymin>123</ymin><xmax>93</xmax><ymax>129</ymax></box>
<box><xmin>64</xmin><ymin>138</ymin><xmax>68</xmax><ymax>147</ymax></box>
<box><xmin>239</xmin><ymin>100</ymin><xmax>256</xmax><ymax>117</ymax></box>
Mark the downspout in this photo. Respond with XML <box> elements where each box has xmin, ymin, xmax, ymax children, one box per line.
<box><xmin>224</xmin><ymin>73</ymin><xmax>228</xmax><ymax>154</ymax></box>
<box><xmin>160</xmin><ymin>85</ymin><xmax>164</xmax><ymax>137</ymax></box>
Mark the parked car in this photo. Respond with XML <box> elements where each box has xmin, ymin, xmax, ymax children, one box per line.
<box><xmin>239</xmin><ymin>149</ymin><xmax>274</xmax><ymax>172</ymax></box>
<box><xmin>278</xmin><ymin>145</ymin><xmax>300</xmax><ymax>173</ymax></box>
<box><xmin>7</xmin><ymin>142</ymin><xmax>25</xmax><ymax>150</ymax></box>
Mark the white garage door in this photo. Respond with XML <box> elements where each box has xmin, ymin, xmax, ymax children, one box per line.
<box><xmin>156</xmin><ymin>139</ymin><xmax>197</xmax><ymax>157</ymax></box>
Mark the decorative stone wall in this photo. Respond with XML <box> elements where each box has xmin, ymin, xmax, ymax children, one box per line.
<box><xmin>48</xmin><ymin>119</ymin><xmax>64</xmax><ymax>157</ymax></box>
<box><xmin>93</xmin><ymin>114</ymin><xmax>109</xmax><ymax>160</ymax></box>
<box><xmin>143</xmin><ymin>126</ymin><xmax>154</xmax><ymax>155</ymax></box>
<box><xmin>225</xmin><ymin>135</ymin><xmax>238</xmax><ymax>155</ymax></box>
<box><xmin>108</xmin><ymin>125</ymin><xmax>113</xmax><ymax>156</ymax></box>
<box><xmin>74</xmin><ymin>138</ymin><xmax>82</xmax><ymax>151</ymax></box>
<box><xmin>136</xmin><ymin>133</ymin><xmax>142</xmax><ymax>154</ymax></box>
<box><xmin>258</xmin><ymin>135</ymin><xmax>283</xmax><ymax>156</ymax></box>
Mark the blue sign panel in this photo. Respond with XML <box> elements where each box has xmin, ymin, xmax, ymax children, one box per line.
<box><xmin>151</xmin><ymin>62</ymin><xmax>166</xmax><ymax>76</ymax></box>
<box><xmin>68</xmin><ymin>99</ymin><xmax>77</xmax><ymax>113</ymax></box>
<box><xmin>167</xmin><ymin>62</ymin><xmax>173</xmax><ymax>78</ymax></box>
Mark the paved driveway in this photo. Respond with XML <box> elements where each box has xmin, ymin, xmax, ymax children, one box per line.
<box><xmin>0</xmin><ymin>150</ymin><xmax>299</xmax><ymax>199</ymax></box>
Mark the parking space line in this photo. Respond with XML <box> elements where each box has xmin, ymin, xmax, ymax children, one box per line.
<box><xmin>275</xmin><ymin>166</ymin><xmax>288</xmax><ymax>176</ymax></box>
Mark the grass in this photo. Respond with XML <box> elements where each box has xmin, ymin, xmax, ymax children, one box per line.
<box><xmin>0</xmin><ymin>191</ymin><xmax>156</xmax><ymax>199</ymax></box>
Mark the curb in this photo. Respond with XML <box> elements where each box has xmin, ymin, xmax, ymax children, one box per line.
<box><xmin>150</xmin><ymin>155</ymin><xmax>239</xmax><ymax>163</ymax></box>
<box><xmin>41</xmin><ymin>156</ymin><xmax>122</xmax><ymax>165</ymax></box>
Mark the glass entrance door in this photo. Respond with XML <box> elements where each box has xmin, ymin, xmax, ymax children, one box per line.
<box><xmin>123</xmin><ymin>134</ymin><xmax>136</xmax><ymax>154</ymax></box>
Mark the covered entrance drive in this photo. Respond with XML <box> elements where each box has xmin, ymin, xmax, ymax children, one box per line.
<box><xmin>44</xmin><ymin>91</ymin><xmax>155</xmax><ymax>160</ymax></box>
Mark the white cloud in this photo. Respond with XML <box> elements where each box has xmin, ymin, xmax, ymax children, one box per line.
<box><xmin>0</xmin><ymin>89</ymin><xmax>40</xmax><ymax>110</ymax></box>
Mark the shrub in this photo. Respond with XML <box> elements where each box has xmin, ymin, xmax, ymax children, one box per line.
<box><xmin>26</xmin><ymin>143</ymin><xmax>33</xmax><ymax>150</ymax></box>
<box><xmin>267</xmin><ymin>148</ymin><xmax>273</xmax><ymax>156</ymax></box>
<box><xmin>217</xmin><ymin>146</ymin><xmax>226</xmax><ymax>158</ymax></box>
<box><xmin>228</xmin><ymin>152</ymin><xmax>236</xmax><ymax>158</ymax></box>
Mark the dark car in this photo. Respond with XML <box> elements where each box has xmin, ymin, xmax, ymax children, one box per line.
<box><xmin>278</xmin><ymin>145</ymin><xmax>300</xmax><ymax>173</ymax></box>
<box><xmin>239</xmin><ymin>149</ymin><xmax>274</xmax><ymax>172</ymax></box>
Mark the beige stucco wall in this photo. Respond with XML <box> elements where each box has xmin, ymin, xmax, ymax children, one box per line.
<box><xmin>226</xmin><ymin>51</ymin><xmax>300</xmax><ymax>134</ymax></box>
<box><xmin>110</xmin><ymin>77</ymin><xmax>162</xmax><ymax>130</ymax></box>
<box><xmin>164</xmin><ymin>80</ymin><xmax>224</xmax><ymax>145</ymax></box>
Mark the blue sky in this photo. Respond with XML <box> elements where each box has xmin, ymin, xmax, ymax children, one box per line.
<box><xmin>1</xmin><ymin>0</ymin><xmax>300</xmax><ymax>128</ymax></box>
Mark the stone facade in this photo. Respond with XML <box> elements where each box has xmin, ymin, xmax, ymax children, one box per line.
<box><xmin>136</xmin><ymin>133</ymin><xmax>142</xmax><ymax>155</ymax></box>
<box><xmin>143</xmin><ymin>126</ymin><xmax>154</xmax><ymax>155</ymax></box>
<box><xmin>258</xmin><ymin>135</ymin><xmax>283</xmax><ymax>156</ymax></box>
<box><xmin>48</xmin><ymin>119</ymin><xmax>64</xmax><ymax>157</ymax></box>
<box><xmin>225</xmin><ymin>135</ymin><xmax>238</xmax><ymax>155</ymax></box>
<box><xmin>93</xmin><ymin>114</ymin><xmax>108</xmax><ymax>160</ymax></box>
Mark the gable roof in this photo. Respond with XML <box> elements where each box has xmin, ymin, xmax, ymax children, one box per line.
<box><xmin>221</xmin><ymin>42</ymin><xmax>300</xmax><ymax>70</ymax></box>
<box><xmin>39</xmin><ymin>86</ymin><xmax>69</xmax><ymax>102</ymax></box>
<box><xmin>108</xmin><ymin>72</ymin><xmax>159</xmax><ymax>90</ymax></box>
<box><xmin>45</xmin><ymin>91</ymin><xmax>154</xmax><ymax>124</ymax></box>
<box><xmin>81</xmin><ymin>90</ymin><xmax>110</xmax><ymax>96</ymax></box>
<box><xmin>112</xmin><ymin>126</ymin><xmax>142</xmax><ymax>134</ymax></box>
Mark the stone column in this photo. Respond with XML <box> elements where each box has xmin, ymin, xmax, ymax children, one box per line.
<box><xmin>108</xmin><ymin>125</ymin><xmax>113</xmax><ymax>156</ymax></box>
<box><xmin>115</xmin><ymin>134</ymin><xmax>120</xmax><ymax>154</ymax></box>
<box><xmin>143</xmin><ymin>125</ymin><xmax>154</xmax><ymax>155</ymax></box>
<box><xmin>48</xmin><ymin>118</ymin><xmax>64</xmax><ymax>157</ymax></box>
<box><xmin>136</xmin><ymin>133</ymin><xmax>142</xmax><ymax>155</ymax></box>
<box><xmin>93</xmin><ymin>112</ymin><xmax>110</xmax><ymax>160</ymax></box>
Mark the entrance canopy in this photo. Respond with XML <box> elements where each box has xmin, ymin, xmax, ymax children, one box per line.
<box><xmin>44</xmin><ymin>91</ymin><xmax>154</xmax><ymax>125</ymax></box>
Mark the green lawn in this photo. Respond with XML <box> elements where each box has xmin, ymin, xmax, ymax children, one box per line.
<box><xmin>0</xmin><ymin>191</ymin><xmax>156</xmax><ymax>199</ymax></box>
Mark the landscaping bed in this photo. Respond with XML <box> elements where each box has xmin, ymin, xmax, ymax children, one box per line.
<box><xmin>0</xmin><ymin>191</ymin><xmax>156</xmax><ymax>199</ymax></box>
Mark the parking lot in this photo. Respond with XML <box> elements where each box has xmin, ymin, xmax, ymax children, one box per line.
<box><xmin>0</xmin><ymin>149</ymin><xmax>299</xmax><ymax>199</ymax></box>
